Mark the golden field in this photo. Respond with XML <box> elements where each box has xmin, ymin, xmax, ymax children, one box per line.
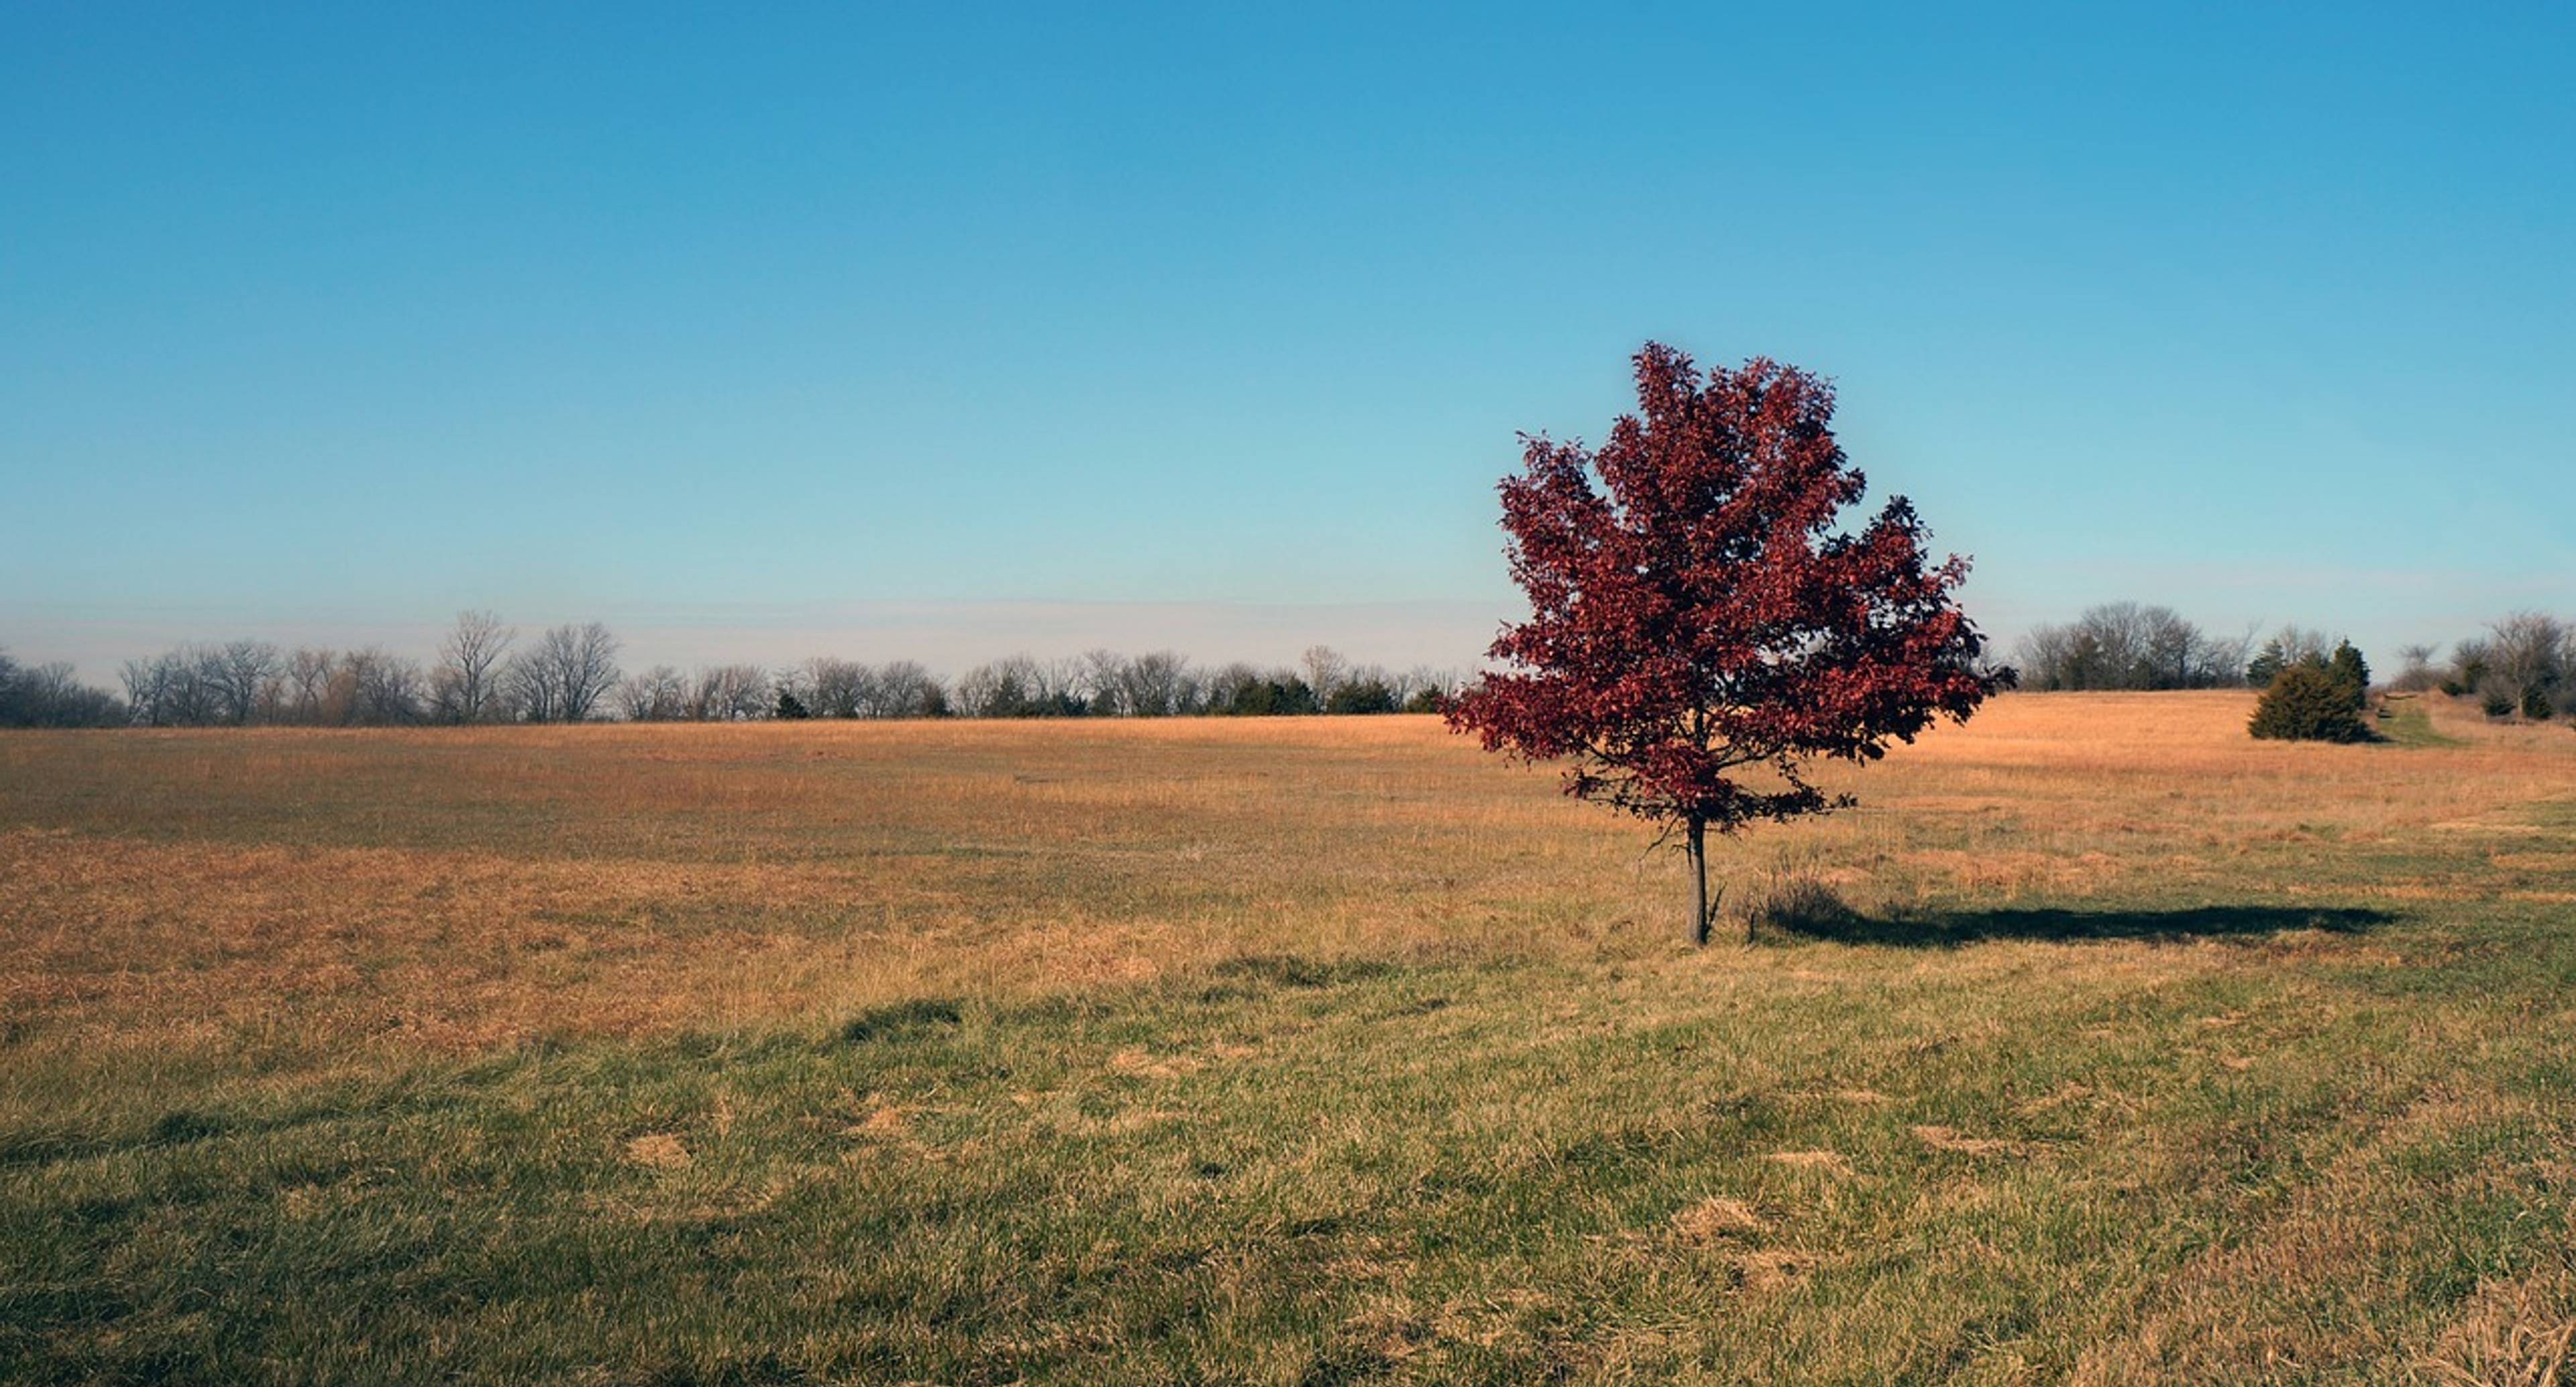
<box><xmin>5</xmin><ymin>693</ymin><xmax>2568</xmax><ymax>1060</ymax></box>
<box><xmin>3</xmin><ymin>693</ymin><xmax>2574</xmax><ymax>1384</ymax></box>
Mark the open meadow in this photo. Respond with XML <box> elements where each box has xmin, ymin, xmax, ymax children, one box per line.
<box><xmin>4</xmin><ymin>693</ymin><xmax>2575</xmax><ymax>1384</ymax></box>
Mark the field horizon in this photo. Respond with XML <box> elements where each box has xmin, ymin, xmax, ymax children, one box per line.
<box><xmin>5</xmin><ymin>691</ymin><xmax>2575</xmax><ymax>1383</ymax></box>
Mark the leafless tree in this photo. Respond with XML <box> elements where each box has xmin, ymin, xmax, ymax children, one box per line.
<box><xmin>1393</xmin><ymin>665</ymin><xmax>1456</xmax><ymax>710</ymax></box>
<box><xmin>2252</xmin><ymin>625</ymin><xmax>2333</xmax><ymax>679</ymax></box>
<box><xmin>871</xmin><ymin>661</ymin><xmax>944</xmax><ymax>718</ymax></box>
<box><xmin>2017</xmin><ymin>604</ymin><xmax>2248</xmax><ymax>690</ymax></box>
<box><xmin>505</xmin><ymin>622</ymin><xmax>621</xmax><ymax>722</ymax></box>
<box><xmin>284</xmin><ymin>647</ymin><xmax>337</xmax><ymax>724</ymax></box>
<box><xmin>1118</xmin><ymin>650</ymin><xmax>1193</xmax><ymax>716</ymax></box>
<box><xmin>2392</xmin><ymin>643</ymin><xmax>2440</xmax><ymax>693</ymax></box>
<box><xmin>203</xmin><ymin>640</ymin><xmax>282</xmax><ymax>724</ymax></box>
<box><xmin>1036</xmin><ymin>657</ymin><xmax>1086</xmax><ymax>710</ymax></box>
<box><xmin>120</xmin><ymin>655</ymin><xmax>174</xmax><ymax>726</ymax></box>
<box><xmin>0</xmin><ymin>649</ymin><xmax>124</xmax><ymax>727</ymax></box>
<box><xmin>341</xmin><ymin>647</ymin><xmax>425</xmax><ymax>724</ymax></box>
<box><xmin>688</xmin><ymin>663</ymin><xmax>770</xmax><ymax>720</ymax></box>
<box><xmin>1300</xmin><ymin>645</ymin><xmax>1347</xmax><ymax>706</ymax></box>
<box><xmin>800</xmin><ymin>657</ymin><xmax>871</xmax><ymax>718</ymax></box>
<box><xmin>1080</xmin><ymin>649</ymin><xmax>1132</xmax><ymax>717</ymax></box>
<box><xmin>2484</xmin><ymin>612</ymin><xmax>2567</xmax><ymax>713</ymax></box>
<box><xmin>618</xmin><ymin>666</ymin><xmax>688</xmax><ymax>721</ymax></box>
<box><xmin>433</xmin><ymin>610</ymin><xmax>515</xmax><ymax>724</ymax></box>
<box><xmin>769</xmin><ymin>664</ymin><xmax>813</xmax><ymax>718</ymax></box>
<box><xmin>955</xmin><ymin>655</ymin><xmax>1037</xmax><ymax>718</ymax></box>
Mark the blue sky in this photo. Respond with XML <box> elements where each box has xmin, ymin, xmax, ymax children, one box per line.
<box><xmin>4</xmin><ymin>3</ymin><xmax>2569</xmax><ymax>677</ymax></box>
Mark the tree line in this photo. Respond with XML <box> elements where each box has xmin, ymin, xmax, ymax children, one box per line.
<box><xmin>2012</xmin><ymin>603</ymin><xmax>2258</xmax><ymax>690</ymax></box>
<box><xmin>2393</xmin><ymin>611</ymin><xmax>2576</xmax><ymax>722</ymax></box>
<box><xmin>13</xmin><ymin>603</ymin><xmax>2571</xmax><ymax>731</ymax></box>
<box><xmin>0</xmin><ymin>611</ymin><xmax>1462</xmax><ymax>728</ymax></box>
<box><xmin>2014</xmin><ymin>602</ymin><xmax>2575</xmax><ymax>724</ymax></box>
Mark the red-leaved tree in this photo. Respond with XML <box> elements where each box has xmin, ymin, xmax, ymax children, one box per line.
<box><xmin>1446</xmin><ymin>343</ymin><xmax>2007</xmax><ymax>944</ymax></box>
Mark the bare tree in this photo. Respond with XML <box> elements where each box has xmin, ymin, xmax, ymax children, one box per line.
<box><xmin>2393</xmin><ymin>643</ymin><xmax>2440</xmax><ymax>693</ymax></box>
<box><xmin>801</xmin><ymin>657</ymin><xmax>871</xmax><ymax>718</ymax></box>
<box><xmin>1393</xmin><ymin>665</ymin><xmax>1452</xmax><ymax>708</ymax></box>
<box><xmin>2248</xmin><ymin>625</ymin><xmax>2334</xmax><ymax>687</ymax></box>
<box><xmin>204</xmin><ymin>640</ymin><xmax>282</xmax><ymax>724</ymax></box>
<box><xmin>1117</xmin><ymin>650</ymin><xmax>1193</xmax><ymax>717</ymax></box>
<box><xmin>1034</xmin><ymin>657</ymin><xmax>1086</xmax><ymax>712</ymax></box>
<box><xmin>120</xmin><ymin>656</ymin><xmax>174</xmax><ymax>726</ymax></box>
<box><xmin>506</xmin><ymin>622</ymin><xmax>621</xmax><ymax>723</ymax></box>
<box><xmin>955</xmin><ymin>655</ymin><xmax>1037</xmax><ymax>718</ymax></box>
<box><xmin>342</xmin><ymin>647</ymin><xmax>425</xmax><ymax>724</ymax></box>
<box><xmin>284</xmin><ymin>647</ymin><xmax>337</xmax><ymax>724</ymax></box>
<box><xmin>769</xmin><ymin>664</ymin><xmax>812</xmax><ymax>718</ymax></box>
<box><xmin>2017</xmin><ymin>604</ymin><xmax>2247</xmax><ymax>691</ymax></box>
<box><xmin>2485</xmin><ymin>612</ymin><xmax>2567</xmax><ymax>714</ymax></box>
<box><xmin>618</xmin><ymin>666</ymin><xmax>688</xmax><ymax>721</ymax></box>
<box><xmin>688</xmin><ymin>663</ymin><xmax>770</xmax><ymax>720</ymax></box>
<box><xmin>871</xmin><ymin>661</ymin><xmax>944</xmax><ymax>718</ymax></box>
<box><xmin>433</xmin><ymin>610</ymin><xmax>515</xmax><ymax>724</ymax></box>
<box><xmin>0</xmin><ymin>649</ymin><xmax>124</xmax><ymax>728</ymax></box>
<box><xmin>1080</xmin><ymin>649</ymin><xmax>1132</xmax><ymax>717</ymax></box>
<box><xmin>1300</xmin><ymin>645</ymin><xmax>1347</xmax><ymax>708</ymax></box>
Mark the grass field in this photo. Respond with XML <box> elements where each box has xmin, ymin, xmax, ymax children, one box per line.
<box><xmin>4</xmin><ymin>693</ymin><xmax>2574</xmax><ymax>1384</ymax></box>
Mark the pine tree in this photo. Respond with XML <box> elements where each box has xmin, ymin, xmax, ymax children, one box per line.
<box><xmin>2327</xmin><ymin>641</ymin><xmax>2370</xmax><ymax>712</ymax></box>
<box><xmin>2249</xmin><ymin>663</ymin><xmax>2373</xmax><ymax>743</ymax></box>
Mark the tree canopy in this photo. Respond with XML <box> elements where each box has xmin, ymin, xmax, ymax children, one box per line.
<box><xmin>1448</xmin><ymin>343</ymin><xmax>2006</xmax><ymax>943</ymax></box>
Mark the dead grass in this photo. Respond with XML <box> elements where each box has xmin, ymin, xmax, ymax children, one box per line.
<box><xmin>1</xmin><ymin>691</ymin><xmax>2573</xmax><ymax>1384</ymax></box>
<box><xmin>5</xmin><ymin>692</ymin><xmax>2564</xmax><ymax>1068</ymax></box>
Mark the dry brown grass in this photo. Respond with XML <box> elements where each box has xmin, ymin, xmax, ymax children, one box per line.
<box><xmin>3</xmin><ymin>692</ymin><xmax>2568</xmax><ymax>1068</ymax></box>
<box><xmin>4</xmin><ymin>692</ymin><xmax>2575</xmax><ymax>1383</ymax></box>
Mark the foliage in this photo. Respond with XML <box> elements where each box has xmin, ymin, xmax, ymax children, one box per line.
<box><xmin>1209</xmin><ymin>673</ymin><xmax>1318</xmax><ymax>717</ymax></box>
<box><xmin>2327</xmin><ymin>641</ymin><xmax>2370</xmax><ymax>710</ymax></box>
<box><xmin>2248</xmin><ymin>661</ymin><xmax>2374</xmax><ymax>742</ymax></box>
<box><xmin>1446</xmin><ymin>343</ymin><xmax>2003</xmax><ymax>942</ymax></box>
<box><xmin>2247</xmin><ymin>626</ymin><xmax>2332</xmax><ymax>690</ymax></box>
<box><xmin>1324</xmin><ymin>677</ymin><xmax>1399</xmax><ymax>714</ymax></box>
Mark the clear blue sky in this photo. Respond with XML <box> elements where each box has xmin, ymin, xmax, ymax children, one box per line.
<box><xmin>5</xmin><ymin>3</ymin><xmax>2569</xmax><ymax>677</ymax></box>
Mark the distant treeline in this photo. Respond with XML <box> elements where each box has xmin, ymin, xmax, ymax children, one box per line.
<box><xmin>13</xmin><ymin>604</ymin><xmax>2572</xmax><ymax>730</ymax></box>
<box><xmin>2399</xmin><ymin>612</ymin><xmax>2576</xmax><ymax>722</ymax></box>
<box><xmin>2014</xmin><ymin>602</ymin><xmax>2575</xmax><ymax>723</ymax></box>
<box><xmin>2013</xmin><ymin>603</ymin><xmax>2258</xmax><ymax>690</ymax></box>
<box><xmin>0</xmin><ymin>611</ymin><xmax>1464</xmax><ymax>728</ymax></box>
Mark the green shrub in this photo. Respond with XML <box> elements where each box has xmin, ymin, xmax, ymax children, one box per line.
<box><xmin>2481</xmin><ymin>687</ymin><xmax>2516</xmax><ymax>718</ymax></box>
<box><xmin>2249</xmin><ymin>664</ymin><xmax>2374</xmax><ymax>743</ymax></box>
<box><xmin>1213</xmin><ymin>677</ymin><xmax>1318</xmax><ymax>716</ymax></box>
<box><xmin>2523</xmin><ymin>686</ymin><xmax>2555</xmax><ymax>721</ymax></box>
<box><xmin>1324</xmin><ymin>679</ymin><xmax>1398</xmax><ymax>714</ymax></box>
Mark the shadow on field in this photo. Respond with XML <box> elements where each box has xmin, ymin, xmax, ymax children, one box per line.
<box><xmin>1777</xmin><ymin>903</ymin><xmax>2394</xmax><ymax>948</ymax></box>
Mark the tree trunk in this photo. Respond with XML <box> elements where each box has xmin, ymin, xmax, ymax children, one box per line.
<box><xmin>1687</xmin><ymin>816</ymin><xmax>1710</xmax><ymax>947</ymax></box>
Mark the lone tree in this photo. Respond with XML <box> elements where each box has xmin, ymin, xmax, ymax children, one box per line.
<box><xmin>1446</xmin><ymin>343</ymin><xmax>2006</xmax><ymax>945</ymax></box>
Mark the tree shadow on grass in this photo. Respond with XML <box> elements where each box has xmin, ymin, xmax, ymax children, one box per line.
<box><xmin>1774</xmin><ymin>903</ymin><xmax>2394</xmax><ymax>949</ymax></box>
